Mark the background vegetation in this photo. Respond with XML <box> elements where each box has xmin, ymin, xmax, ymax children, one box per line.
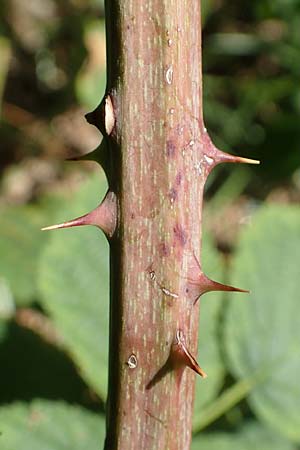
<box><xmin>0</xmin><ymin>0</ymin><xmax>299</xmax><ymax>448</ymax></box>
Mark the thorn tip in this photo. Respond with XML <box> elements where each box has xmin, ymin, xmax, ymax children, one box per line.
<box><xmin>233</xmin><ymin>155</ymin><xmax>260</xmax><ymax>165</ymax></box>
<box><xmin>41</xmin><ymin>217</ymin><xmax>88</xmax><ymax>232</ymax></box>
<box><xmin>210</xmin><ymin>147</ymin><xmax>260</xmax><ymax>167</ymax></box>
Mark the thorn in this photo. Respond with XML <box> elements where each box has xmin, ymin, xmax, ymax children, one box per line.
<box><xmin>66</xmin><ymin>140</ymin><xmax>106</xmax><ymax>163</ymax></box>
<box><xmin>42</xmin><ymin>190</ymin><xmax>117</xmax><ymax>238</ymax></box>
<box><xmin>232</xmin><ymin>155</ymin><xmax>260</xmax><ymax>165</ymax></box>
<box><xmin>66</xmin><ymin>140</ymin><xmax>111</xmax><ymax>183</ymax></box>
<box><xmin>85</xmin><ymin>106</ymin><xmax>102</xmax><ymax>133</ymax></box>
<box><xmin>66</xmin><ymin>148</ymin><xmax>100</xmax><ymax>163</ymax></box>
<box><xmin>218</xmin><ymin>151</ymin><xmax>260</xmax><ymax>165</ymax></box>
<box><xmin>188</xmin><ymin>273</ymin><xmax>249</xmax><ymax>303</ymax></box>
<box><xmin>186</xmin><ymin>252</ymin><xmax>249</xmax><ymax>301</ymax></box>
<box><xmin>172</xmin><ymin>330</ymin><xmax>207</xmax><ymax>378</ymax></box>
<box><xmin>199</xmin><ymin>132</ymin><xmax>260</xmax><ymax>169</ymax></box>
<box><xmin>198</xmin><ymin>273</ymin><xmax>249</xmax><ymax>295</ymax></box>
<box><xmin>212</xmin><ymin>147</ymin><xmax>260</xmax><ymax>166</ymax></box>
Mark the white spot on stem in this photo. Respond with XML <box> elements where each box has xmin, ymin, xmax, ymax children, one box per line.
<box><xmin>149</xmin><ymin>271</ymin><xmax>156</xmax><ymax>281</ymax></box>
<box><xmin>127</xmin><ymin>354</ymin><xmax>137</xmax><ymax>369</ymax></box>
<box><xmin>204</xmin><ymin>154</ymin><xmax>214</xmax><ymax>165</ymax></box>
<box><xmin>194</xmin><ymin>161</ymin><xmax>202</xmax><ymax>175</ymax></box>
<box><xmin>161</xmin><ymin>287</ymin><xmax>179</xmax><ymax>299</ymax></box>
<box><xmin>104</xmin><ymin>95</ymin><xmax>115</xmax><ymax>135</ymax></box>
<box><xmin>165</xmin><ymin>66</ymin><xmax>173</xmax><ymax>85</ymax></box>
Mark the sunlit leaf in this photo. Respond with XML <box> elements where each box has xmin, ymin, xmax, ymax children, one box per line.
<box><xmin>225</xmin><ymin>206</ymin><xmax>300</xmax><ymax>442</ymax></box>
<box><xmin>193</xmin><ymin>235</ymin><xmax>226</xmax><ymax>424</ymax></box>
<box><xmin>38</xmin><ymin>173</ymin><xmax>109</xmax><ymax>399</ymax></box>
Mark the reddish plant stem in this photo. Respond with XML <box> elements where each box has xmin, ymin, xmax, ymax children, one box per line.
<box><xmin>39</xmin><ymin>2</ymin><xmax>256</xmax><ymax>447</ymax></box>
<box><xmin>98</xmin><ymin>1</ymin><xmax>253</xmax><ymax>449</ymax></box>
<box><xmin>103</xmin><ymin>2</ymin><xmax>205</xmax><ymax>449</ymax></box>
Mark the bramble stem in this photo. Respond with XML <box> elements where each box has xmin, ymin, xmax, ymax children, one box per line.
<box><xmin>103</xmin><ymin>2</ymin><xmax>206</xmax><ymax>449</ymax></box>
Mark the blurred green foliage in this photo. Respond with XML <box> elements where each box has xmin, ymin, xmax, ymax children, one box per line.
<box><xmin>0</xmin><ymin>0</ymin><xmax>300</xmax><ymax>449</ymax></box>
<box><xmin>0</xmin><ymin>400</ymin><xmax>105</xmax><ymax>450</ymax></box>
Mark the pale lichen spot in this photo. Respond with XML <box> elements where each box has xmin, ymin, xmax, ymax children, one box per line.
<box><xmin>149</xmin><ymin>270</ymin><xmax>156</xmax><ymax>281</ymax></box>
<box><xmin>161</xmin><ymin>287</ymin><xmax>179</xmax><ymax>299</ymax></box>
<box><xmin>165</xmin><ymin>66</ymin><xmax>173</xmax><ymax>85</ymax></box>
<box><xmin>127</xmin><ymin>354</ymin><xmax>138</xmax><ymax>369</ymax></box>
<box><xmin>194</xmin><ymin>161</ymin><xmax>202</xmax><ymax>175</ymax></box>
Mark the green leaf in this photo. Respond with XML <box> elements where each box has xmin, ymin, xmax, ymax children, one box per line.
<box><xmin>75</xmin><ymin>20</ymin><xmax>106</xmax><ymax>110</ymax></box>
<box><xmin>192</xmin><ymin>422</ymin><xmax>294</xmax><ymax>450</ymax></box>
<box><xmin>225</xmin><ymin>206</ymin><xmax>300</xmax><ymax>442</ymax></box>
<box><xmin>0</xmin><ymin>279</ymin><xmax>15</xmax><ymax>320</ymax></box>
<box><xmin>193</xmin><ymin>235</ymin><xmax>225</xmax><ymax>425</ymax></box>
<box><xmin>0</xmin><ymin>400</ymin><xmax>105</xmax><ymax>450</ymax></box>
<box><xmin>38</xmin><ymin>173</ymin><xmax>109</xmax><ymax>399</ymax></box>
<box><xmin>0</xmin><ymin>206</ymin><xmax>51</xmax><ymax>306</ymax></box>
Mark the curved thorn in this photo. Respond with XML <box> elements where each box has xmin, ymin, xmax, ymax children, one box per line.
<box><xmin>42</xmin><ymin>190</ymin><xmax>117</xmax><ymax>238</ymax></box>
<box><xmin>66</xmin><ymin>148</ymin><xmax>100</xmax><ymax>162</ymax></box>
<box><xmin>172</xmin><ymin>330</ymin><xmax>207</xmax><ymax>378</ymax></box>
<box><xmin>66</xmin><ymin>140</ymin><xmax>111</xmax><ymax>184</ymax></box>
<box><xmin>85</xmin><ymin>105</ymin><xmax>102</xmax><ymax>133</ymax></box>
